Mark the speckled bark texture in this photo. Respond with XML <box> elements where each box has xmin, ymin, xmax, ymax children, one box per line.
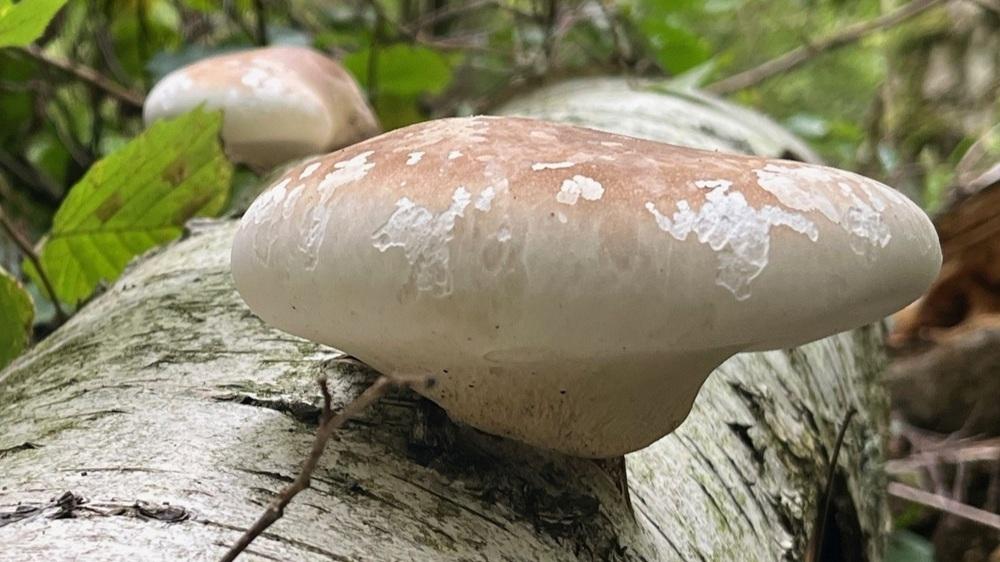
<box><xmin>0</xmin><ymin>81</ymin><xmax>890</xmax><ymax>561</ymax></box>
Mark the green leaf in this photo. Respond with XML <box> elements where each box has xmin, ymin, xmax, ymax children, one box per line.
<box><xmin>0</xmin><ymin>0</ymin><xmax>68</xmax><ymax>48</ymax></box>
<box><xmin>344</xmin><ymin>44</ymin><xmax>454</xmax><ymax>97</ymax></box>
<box><xmin>641</xmin><ymin>18</ymin><xmax>712</xmax><ymax>74</ymax></box>
<box><xmin>343</xmin><ymin>44</ymin><xmax>455</xmax><ymax>129</ymax></box>
<box><xmin>887</xmin><ymin>530</ymin><xmax>934</xmax><ymax>562</ymax></box>
<box><xmin>27</xmin><ymin>108</ymin><xmax>232</xmax><ymax>305</ymax></box>
<box><xmin>0</xmin><ymin>266</ymin><xmax>33</xmax><ymax>370</ymax></box>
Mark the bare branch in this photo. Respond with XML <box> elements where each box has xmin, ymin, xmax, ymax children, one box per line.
<box><xmin>252</xmin><ymin>0</ymin><xmax>268</xmax><ymax>46</ymax></box>
<box><xmin>403</xmin><ymin>0</ymin><xmax>494</xmax><ymax>35</ymax></box>
<box><xmin>706</xmin><ymin>0</ymin><xmax>947</xmax><ymax>95</ymax></box>
<box><xmin>0</xmin><ymin>204</ymin><xmax>67</xmax><ymax>322</ymax></box>
<box><xmin>810</xmin><ymin>407</ymin><xmax>857</xmax><ymax>560</ymax></box>
<box><xmin>0</xmin><ymin>148</ymin><xmax>62</xmax><ymax>206</ymax></box>
<box><xmin>888</xmin><ymin>482</ymin><xmax>1000</xmax><ymax>531</ymax></box>
<box><xmin>18</xmin><ymin>45</ymin><xmax>145</xmax><ymax>109</ymax></box>
<box><xmin>220</xmin><ymin>372</ymin><xmax>433</xmax><ymax>561</ymax></box>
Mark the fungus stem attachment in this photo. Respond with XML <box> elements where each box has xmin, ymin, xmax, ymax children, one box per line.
<box><xmin>220</xmin><ymin>372</ymin><xmax>432</xmax><ymax>562</ymax></box>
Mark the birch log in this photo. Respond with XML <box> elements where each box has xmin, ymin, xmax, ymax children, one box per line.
<box><xmin>0</xmin><ymin>78</ymin><xmax>889</xmax><ymax>561</ymax></box>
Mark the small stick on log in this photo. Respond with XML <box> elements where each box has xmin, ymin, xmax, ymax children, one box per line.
<box><xmin>220</xmin><ymin>372</ymin><xmax>433</xmax><ymax>562</ymax></box>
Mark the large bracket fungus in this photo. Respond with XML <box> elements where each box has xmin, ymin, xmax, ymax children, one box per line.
<box><xmin>232</xmin><ymin>116</ymin><xmax>942</xmax><ymax>458</ymax></box>
<box><xmin>144</xmin><ymin>45</ymin><xmax>380</xmax><ymax>170</ymax></box>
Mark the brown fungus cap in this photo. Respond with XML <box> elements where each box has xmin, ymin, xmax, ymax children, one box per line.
<box><xmin>232</xmin><ymin>116</ymin><xmax>941</xmax><ymax>458</ymax></box>
<box><xmin>144</xmin><ymin>46</ymin><xmax>379</xmax><ymax>169</ymax></box>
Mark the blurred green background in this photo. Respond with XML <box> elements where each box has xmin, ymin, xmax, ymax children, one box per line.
<box><xmin>0</xmin><ymin>1</ymin><xmax>997</xmax><ymax>559</ymax></box>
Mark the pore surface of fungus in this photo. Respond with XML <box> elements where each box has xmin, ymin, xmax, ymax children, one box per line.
<box><xmin>144</xmin><ymin>46</ymin><xmax>379</xmax><ymax>169</ymax></box>
<box><xmin>232</xmin><ymin>116</ymin><xmax>941</xmax><ymax>457</ymax></box>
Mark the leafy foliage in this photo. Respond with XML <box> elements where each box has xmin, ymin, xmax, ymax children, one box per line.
<box><xmin>346</xmin><ymin>44</ymin><xmax>453</xmax><ymax>97</ymax></box>
<box><xmin>26</xmin><ymin>108</ymin><xmax>231</xmax><ymax>305</ymax></box>
<box><xmin>634</xmin><ymin>0</ymin><xmax>712</xmax><ymax>74</ymax></box>
<box><xmin>0</xmin><ymin>0</ymin><xmax>67</xmax><ymax>47</ymax></box>
<box><xmin>887</xmin><ymin>529</ymin><xmax>935</xmax><ymax>562</ymax></box>
<box><xmin>344</xmin><ymin>44</ymin><xmax>455</xmax><ymax>129</ymax></box>
<box><xmin>0</xmin><ymin>265</ymin><xmax>33</xmax><ymax>370</ymax></box>
<box><xmin>0</xmin><ymin>1</ymin><xmax>993</xmax><ymax>557</ymax></box>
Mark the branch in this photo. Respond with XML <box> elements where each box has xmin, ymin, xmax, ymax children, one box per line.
<box><xmin>888</xmin><ymin>482</ymin><xmax>1000</xmax><ymax>531</ymax></box>
<box><xmin>403</xmin><ymin>0</ymin><xmax>495</xmax><ymax>35</ymax></box>
<box><xmin>0</xmin><ymin>204</ymin><xmax>67</xmax><ymax>322</ymax></box>
<box><xmin>809</xmin><ymin>407</ymin><xmax>857</xmax><ymax>561</ymax></box>
<box><xmin>706</xmin><ymin>0</ymin><xmax>947</xmax><ymax>95</ymax></box>
<box><xmin>18</xmin><ymin>45</ymin><xmax>145</xmax><ymax>109</ymax></box>
<box><xmin>223</xmin><ymin>0</ymin><xmax>259</xmax><ymax>45</ymax></box>
<box><xmin>220</xmin><ymin>372</ymin><xmax>434</xmax><ymax>561</ymax></box>
<box><xmin>0</xmin><ymin>148</ymin><xmax>62</xmax><ymax>207</ymax></box>
<box><xmin>252</xmin><ymin>0</ymin><xmax>268</xmax><ymax>46</ymax></box>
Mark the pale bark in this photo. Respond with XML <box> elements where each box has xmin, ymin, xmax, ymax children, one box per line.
<box><xmin>0</xmin><ymin>81</ymin><xmax>890</xmax><ymax>561</ymax></box>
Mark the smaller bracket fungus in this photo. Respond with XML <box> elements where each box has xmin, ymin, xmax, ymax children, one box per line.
<box><xmin>232</xmin><ymin>116</ymin><xmax>942</xmax><ymax>458</ymax></box>
<box><xmin>144</xmin><ymin>46</ymin><xmax>380</xmax><ymax>170</ymax></box>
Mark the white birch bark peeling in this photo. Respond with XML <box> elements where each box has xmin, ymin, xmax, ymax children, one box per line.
<box><xmin>231</xmin><ymin>116</ymin><xmax>941</xmax><ymax>458</ymax></box>
<box><xmin>495</xmin><ymin>77</ymin><xmax>822</xmax><ymax>163</ymax></box>
<box><xmin>144</xmin><ymin>46</ymin><xmax>380</xmax><ymax>170</ymax></box>
<box><xmin>2</xmin><ymin>82</ymin><xmax>897</xmax><ymax>561</ymax></box>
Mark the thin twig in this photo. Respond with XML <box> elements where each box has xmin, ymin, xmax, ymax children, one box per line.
<box><xmin>252</xmin><ymin>0</ymin><xmax>268</xmax><ymax>46</ymax></box>
<box><xmin>810</xmin><ymin>407</ymin><xmax>856</xmax><ymax>561</ymax></box>
<box><xmin>0</xmin><ymin>148</ymin><xmax>61</xmax><ymax>206</ymax></box>
<box><xmin>17</xmin><ymin>45</ymin><xmax>144</xmax><ymax>108</ymax></box>
<box><xmin>41</xmin><ymin>81</ymin><xmax>94</xmax><ymax>168</ymax></box>
<box><xmin>220</xmin><ymin>373</ymin><xmax>431</xmax><ymax>561</ymax></box>
<box><xmin>596</xmin><ymin>0</ymin><xmax>634</xmax><ymax>71</ymax></box>
<box><xmin>888</xmin><ymin>482</ymin><xmax>1000</xmax><ymax>531</ymax></box>
<box><xmin>965</xmin><ymin>0</ymin><xmax>1000</xmax><ymax>14</ymax></box>
<box><xmin>362</xmin><ymin>0</ymin><xmax>496</xmax><ymax>54</ymax></box>
<box><xmin>403</xmin><ymin>0</ymin><xmax>494</xmax><ymax>35</ymax></box>
<box><xmin>367</xmin><ymin>9</ymin><xmax>382</xmax><ymax>108</ymax></box>
<box><xmin>94</xmin><ymin>16</ymin><xmax>133</xmax><ymax>87</ymax></box>
<box><xmin>0</xmin><ymin>204</ymin><xmax>67</xmax><ymax>322</ymax></box>
<box><xmin>887</xmin><ymin>436</ymin><xmax>1000</xmax><ymax>472</ymax></box>
<box><xmin>706</xmin><ymin>0</ymin><xmax>947</xmax><ymax>95</ymax></box>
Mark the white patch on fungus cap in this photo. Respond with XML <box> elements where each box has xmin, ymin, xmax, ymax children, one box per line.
<box><xmin>532</xmin><ymin>161</ymin><xmax>575</xmax><ymax>171</ymax></box>
<box><xmin>406</xmin><ymin>151</ymin><xmax>424</xmax><ymax>165</ymax></box>
<box><xmin>556</xmin><ymin>175</ymin><xmax>604</xmax><ymax>205</ymax></box>
<box><xmin>475</xmin><ymin>186</ymin><xmax>497</xmax><ymax>212</ymax></box>
<box><xmin>372</xmin><ymin>187</ymin><xmax>473</xmax><ymax>297</ymax></box>
<box><xmin>318</xmin><ymin>150</ymin><xmax>375</xmax><ymax>203</ymax></box>
<box><xmin>496</xmin><ymin>225</ymin><xmax>512</xmax><ymax>242</ymax></box>
<box><xmin>646</xmin><ymin>180</ymin><xmax>818</xmax><ymax>300</ymax></box>
<box><xmin>299</xmin><ymin>162</ymin><xmax>321</xmax><ymax>179</ymax></box>
<box><xmin>754</xmin><ymin>162</ymin><xmax>897</xmax><ymax>256</ymax></box>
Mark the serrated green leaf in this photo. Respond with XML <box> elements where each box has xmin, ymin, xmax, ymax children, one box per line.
<box><xmin>27</xmin><ymin>108</ymin><xmax>232</xmax><ymax>305</ymax></box>
<box><xmin>0</xmin><ymin>0</ymin><xmax>68</xmax><ymax>48</ymax></box>
<box><xmin>0</xmin><ymin>266</ymin><xmax>33</xmax><ymax>370</ymax></box>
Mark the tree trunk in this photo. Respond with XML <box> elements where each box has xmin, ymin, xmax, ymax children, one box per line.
<box><xmin>0</xmin><ymin>81</ymin><xmax>889</xmax><ymax>561</ymax></box>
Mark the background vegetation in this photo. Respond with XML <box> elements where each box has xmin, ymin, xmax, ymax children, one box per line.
<box><xmin>0</xmin><ymin>0</ymin><xmax>997</xmax><ymax>560</ymax></box>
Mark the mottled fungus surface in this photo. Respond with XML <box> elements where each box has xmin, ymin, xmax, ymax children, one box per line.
<box><xmin>144</xmin><ymin>46</ymin><xmax>379</xmax><ymax>169</ymax></box>
<box><xmin>232</xmin><ymin>116</ymin><xmax>941</xmax><ymax>457</ymax></box>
